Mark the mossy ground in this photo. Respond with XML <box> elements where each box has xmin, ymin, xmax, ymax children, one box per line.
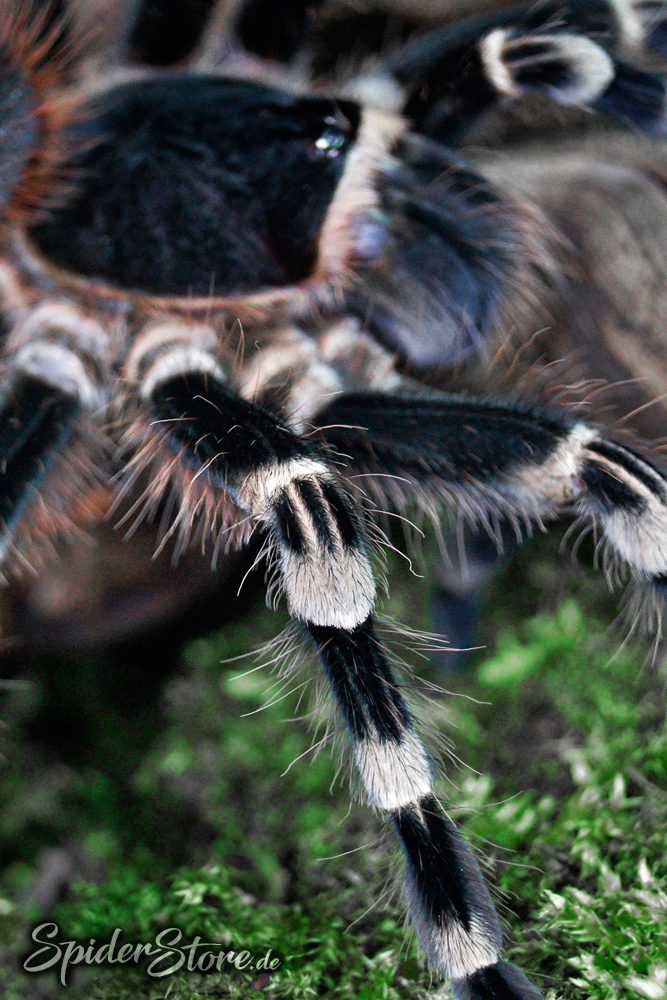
<box><xmin>0</xmin><ymin>532</ymin><xmax>665</xmax><ymax>999</ymax></box>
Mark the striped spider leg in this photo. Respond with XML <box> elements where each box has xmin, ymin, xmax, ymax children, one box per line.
<box><xmin>119</xmin><ymin>319</ymin><xmax>538</xmax><ymax>1000</ymax></box>
<box><xmin>0</xmin><ymin>282</ymin><xmax>110</xmax><ymax>578</ymax></box>
<box><xmin>384</xmin><ymin>0</ymin><xmax>667</xmax><ymax>143</ymax></box>
<box><xmin>114</xmin><ymin>319</ymin><xmax>667</xmax><ymax>1000</ymax></box>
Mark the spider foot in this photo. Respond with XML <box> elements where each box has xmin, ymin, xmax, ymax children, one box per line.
<box><xmin>452</xmin><ymin>960</ymin><xmax>544</xmax><ymax>1000</ymax></box>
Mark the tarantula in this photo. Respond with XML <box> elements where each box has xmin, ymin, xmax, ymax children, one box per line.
<box><xmin>3</xmin><ymin>0</ymin><xmax>667</xmax><ymax>997</ymax></box>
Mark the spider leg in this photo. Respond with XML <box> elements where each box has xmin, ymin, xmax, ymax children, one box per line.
<box><xmin>0</xmin><ymin>299</ymin><xmax>107</xmax><ymax>573</ymax></box>
<box><xmin>124</xmin><ymin>328</ymin><xmax>544</xmax><ymax>1000</ymax></box>
<box><xmin>316</xmin><ymin>392</ymin><xmax>667</xmax><ymax>607</ymax></box>
<box><xmin>121</xmin><ymin>0</ymin><xmax>219</xmax><ymax>66</ymax></box>
<box><xmin>307</xmin><ymin>621</ymin><xmax>543</xmax><ymax>1000</ymax></box>
<box><xmin>386</xmin><ymin>0</ymin><xmax>667</xmax><ymax>142</ymax></box>
<box><xmin>634</xmin><ymin>0</ymin><xmax>667</xmax><ymax>58</ymax></box>
<box><xmin>431</xmin><ymin>519</ymin><xmax>519</xmax><ymax>672</ymax></box>
<box><xmin>125</xmin><ymin>327</ymin><xmax>376</xmax><ymax>626</ymax></box>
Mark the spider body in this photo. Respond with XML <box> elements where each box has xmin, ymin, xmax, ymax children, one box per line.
<box><xmin>3</xmin><ymin>2</ymin><xmax>667</xmax><ymax>998</ymax></box>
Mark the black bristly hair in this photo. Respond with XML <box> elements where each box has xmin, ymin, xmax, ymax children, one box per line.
<box><xmin>1</xmin><ymin>2</ymin><xmax>667</xmax><ymax>999</ymax></box>
<box><xmin>31</xmin><ymin>75</ymin><xmax>362</xmax><ymax>296</ymax></box>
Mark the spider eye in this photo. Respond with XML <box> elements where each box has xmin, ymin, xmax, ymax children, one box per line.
<box><xmin>314</xmin><ymin>125</ymin><xmax>347</xmax><ymax>156</ymax></box>
<box><xmin>313</xmin><ymin>113</ymin><xmax>352</xmax><ymax>158</ymax></box>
